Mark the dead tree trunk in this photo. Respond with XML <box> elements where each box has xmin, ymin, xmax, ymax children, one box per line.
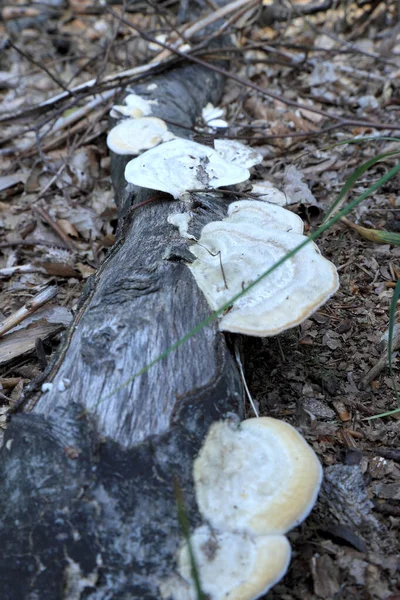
<box><xmin>0</xmin><ymin>52</ymin><xmax>245</xmax><ymax>599</ymax></box>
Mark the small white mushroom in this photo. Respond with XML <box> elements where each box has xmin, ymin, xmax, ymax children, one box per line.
<box><xmin>110</xmin><ymin>93</ymin><xmax>158</xmax><ymax>119</ymax></box>
<box><xmin>251</xmin><ymin>182</ymin><xmax>291</xmax><ymax>206</ymax></box>
<box><xmin>173</xmin><ymin>525</ymin><xmax>291</xmax><ymax>600</ymax></box>
<box><xmin>214</xmin><ymin>139</ymin><xmax>263</xmax><ymax>169</ymax></box>
<box><xmin>194</xmin><ymin>417</ymin><xmax>323</xmax><ymax>536</ymax></box>
<box><xmin>189</xmin><ymin>219</ymin><xmax>339</xmax><ymax>336</ymax></box>
<box><xmin>226</xmin><ymin>200</ymin><xmax>304</xmax><ymax>234</ymax></box>
<box><xmin>106</xmin><ymin>117</ymin><xmax>174</xmax><ymax>155</ymax></box>
<box><xmin>202</xmin><ymin>102</ymin><xmax>228</xmax><ymax>129</ymax></box>
<box><xmin>124</xmin><ymin>138</ymin><xmax>250</xmax><ymax>199</ymax></box>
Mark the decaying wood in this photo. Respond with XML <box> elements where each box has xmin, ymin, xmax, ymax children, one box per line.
<box><xmin>0</xmin><ymin>52</ymin><xmax>245</xmax><ymax>600</ymax></box>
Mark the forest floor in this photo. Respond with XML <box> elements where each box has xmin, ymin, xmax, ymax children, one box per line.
<box><xmin>0</xmin><ymin>1</ymin><xmax>399</xmax><ymax>598</ymax></box>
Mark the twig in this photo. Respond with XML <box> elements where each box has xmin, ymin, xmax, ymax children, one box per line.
<box><xmin>6</xmin><ymin>38</ymin><xmax>71</xmax><ymax>94</ymax></box>
<box><xmin>0</xmin><ymin>286</ymin><xmax>58</xmax><ymax>337</ymax></box>
<box><xmin>110</xmin><ymin>9</ymin><xmax>400</xmax><ymax>131</ymax></box>
<box><xmin>234</xmin><ymin>341</ymin><xmax>259</xmax><ymax>417</ymax></box>
<box><xmin>34</xmin><ymin>206</ymin><xmax>77</xmax><ymax>250</ymax></box>
<box><xmin>360</xmin><ymin>325</ymin><xmax>400</xmax><ymax>388</ymax></box>
<box><xmin>0</xmin><ymin>239</ymin><xmax>70</xmax><ymax>250</ymax></box>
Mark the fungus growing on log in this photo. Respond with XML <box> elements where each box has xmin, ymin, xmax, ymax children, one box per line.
<box><xmin>251</xmin><ymin>181</ymin><xmax>290</xmax><ymax>206</ymax></box>
<box><xmin>124</xmin><ymin>138</ymin><xmax>250</xmax><ymax>199</ymax></box>
<box><xmin>226</xmin><ymin>200</ymin><xmax>304</xmax><ymax>233</ymax></box>
<box><xmin>162</xmin><ymin>417</ymin><xmax>321</xmax><ymax>600</ymax></box>
<box><xmin>202</xmin><ymin>102</ymin><xmax>228</xmax><ymax>129</ymax></box>
<box><xmin>194</xmin><ymin>417</ymin><xmax>322</xmax><ymax>535</ymax></box>
<box><xmin>106</xmin><ymin>117</ymin><xmax>174</xmax><ymax>155</ymax></box>
<box><xmin>188</xmin><ymin>201</ymin><xmax>339</xmax><ymax>336</ymax></box>
<box><xmin>162</xmin><ymin>526</ymin><xmax>291</xmax><ymax>600</ymax></box>
<box><xmin>214</xmin><ymin>139</ymin><xmax>263</xmax><ymax>169</ymax></box>
<box><xmin>110</xmin><ymin>92</ymin><xmax>158</xmax><ymax>119</ymax></box>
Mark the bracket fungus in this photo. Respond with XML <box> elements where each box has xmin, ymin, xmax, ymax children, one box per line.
<box><xmin>163</xmin><ymin>417</ymin><xmax>322</xmax><ymax>600</ymax></box>
<box><xmin>188</xmin><ymin>201</ymin><xmax>339</xmax><ymax>336</ymax></box>
<box><xmin>110</xmin><ymin>92</ymin><xmax>158</xmax><ymax>119</ymax></box>
<box><xmin>194</xmin><ymin>417</ymin><xmax>322</xmax><ymax>536</ymax></box>
<box><xmin>106</xmin><ymin>117</ymin><xmax>174</xmax><ymax>155</ymax></box>
<box><xmin>124</xmin><ymin>138</ymin><xmax>250</xmax><ymax>199</ymax></box>
<box><xmin>167</xmin><ymin>526</ymin><xmax>291</xmax><ymax>600</ymax></box>
<box><xmin>226</xmin><ymin>200</ymin><xmax>303</xmax><ymax>234</ymax></box>
<box><xmin>251</xmin><ymin>181</ymin><xmax>291</xmax><ymax>206</ymax></box>
<box><xmin>214</xmin><ymin>139</ymin><xmax>263</xmax><ymax>169</ymax></box>
<box><xmin>202</xmin><ymin>102</ymin><xmax>228</xmax><ymax>129</ymax></box>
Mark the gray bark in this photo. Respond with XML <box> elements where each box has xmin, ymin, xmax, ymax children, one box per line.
<box><xmin>0</xmin><ymin>58</ymin><xmax>244</xmax><ymax>599</ymax></box>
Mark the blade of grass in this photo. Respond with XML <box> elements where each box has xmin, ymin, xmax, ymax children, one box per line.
<box><xmin>387</xmin><ymin>277</ymin><xmax>400</xmax><ymax>402</ymax></box>
<box><xmin>174</xmin><ymin>480</ymin><xmax>205</xmax><ymax>600</ymax></box>
<box><xmin>365</xmin><ymin>271</ymin><xmax>400</xmax><ymax>420</ymax></box>
<box><xmin>323</xmin><ymin>149</ymin><xmax>400</xmax><ymax>223</ymax></box>
<box><xmin>333</xmin><ymin>136</ymin><xmax>400</xmax><ymax>147</ymax></box>
<box><xmin>93</xmin><ymin>161</ymin><xmax>400</xmax><ymax>409</ymax></box>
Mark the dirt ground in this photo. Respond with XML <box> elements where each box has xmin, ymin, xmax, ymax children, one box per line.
<box><xmin>0</xmin><ymin>1</ymin><xmax>399</xmax><ymax>598</ymax></box>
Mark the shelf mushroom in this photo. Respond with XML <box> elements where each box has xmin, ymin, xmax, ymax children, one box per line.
<box><xmin>194</xmin><ymin>417</ymin><xmax>322</xmax><ymax>536</ymax></box>
<box><xmin>161</xmin><ymin>417</ymin><xmax>322</xmax><ymax>600</ymax></box>
<box><xmin>250</xmin><ymin>182</ymin><xmax>291</xmax><ymax>206</ymax></box>
<box><xmin>226</xmin><ymin>200</ymin><xmax>304</xmax><ymax>234</ymax></box>
<box><xmin>106</xmin><ymin>117</ymin><xmax>175</xmax><ymax>155</ymax></box>
<box><xmin>188</xmin><ymin>201</ymin><xmax>339</xmax><ymax>336</ymax></box>
<box><xmin>110</xmin><ymin>92</ymin><xmax>158</xmax><ymax>119</ymax></box>
<box><xmin>214</xmin><ymin>139</ymin><xmax>263</xmax><ymax>169</ymax></box>
<box><xmin>124</xmin><ymin>138</ymin><xmax>250</xmax><ymax>199</ymax></box>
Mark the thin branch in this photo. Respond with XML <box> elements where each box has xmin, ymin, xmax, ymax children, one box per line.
<box><xmin>6</xmin><ymin>38</ymin><xmax>72</xmax><ymax>94</ymax></box>
<box><xmin>109</xmin><ymin>8</ymin><xmax>400</xmax><ymax>131</ymax></box>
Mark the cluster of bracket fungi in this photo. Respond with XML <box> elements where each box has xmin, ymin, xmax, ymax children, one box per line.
<box><xmin>107</xmin><ymin>92</ymin><xmax>339</xmax><ymax>600</ymax></box>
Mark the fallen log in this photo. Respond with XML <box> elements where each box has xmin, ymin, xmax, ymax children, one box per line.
<box><xmin>0</xmin><ymin>49</ymin><xmax>246</xmax><ymax>600</ymax></box>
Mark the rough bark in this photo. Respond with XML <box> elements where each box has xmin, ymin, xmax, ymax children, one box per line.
<box><xmin>0</xmin><ymin>55</ymin><xmax>244</xmax><ymax>599</ymax></box>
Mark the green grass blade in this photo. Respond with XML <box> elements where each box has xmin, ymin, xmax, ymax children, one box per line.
<box><xmin>366</xmin><ymin>274</ymin><xmax>400</xmax><ymax>420</ymax></box>
<box><xmin>334</xmin><ymin>136</ymin><xmax>400</xmax><ymax>147</ymax></box>
<box><xmin>323</xmin><ymin>150</ymin><xmax>400</xmax><ymax>223</ymax></box>
<box><xmin>174</xmin><ymin>480</ymin><xmax>205</xmax><ymax>600</ymax></box>
<box><xmin>387</xmin><ymin>277</ymin><xmax>400</xmax><ymax>406</ymax></box>
<box><xmin>365</xmin><ymin>407</ymin><xmax>400</xmax><ymax>420</ymax></box>
<box><xmin>94</xmin><ymin>161</ymin><xmax>400</xmax><ymax>409</ymax></box>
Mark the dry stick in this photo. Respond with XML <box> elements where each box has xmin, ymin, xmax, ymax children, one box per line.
<box><xmin>360</xmin><ymin>327</ymin><xmax>400</xmax><ymax>389</ymax></box>
<box><xmin>285</xmin><ymin>0</ymin><xmax>397</xmax><ymax>67</ymax></box>
<box><xmin>21</xmin><ymin>107</ymin><xmax>108</xmax><ymax>158</ymax></box>
<box><xmin>34</xmin><ymin>206</ymin><xmax>77</xmax><ymax>251</ymax></box>
<box><xmin>107</xmin><ymin>7</ymin><xmax>400</xmax><ymax>131</ymax></box>
<box><xmin>0</xmin><ymin>286</ymin><xmax>58</xmax><ymax>337</ymax></box>
<box><xmin>0</xmin><ymin>239</ymin><xmax>70</xmax><ymax>250</ymax></box>
<box><xmin>196</xmin><ymin>0</ymin><xmax>262</xmax><ymax>47</ymax></box>
<box><xmin>0</xmin><ymin>0</ymin><xmax>255</xmax><ymax>126</ymax></box>
<box><xmin>234</xmin><ymin>341</ymin><xmax>259</xmax><ymax>417</ymax></box>
<box><xmin>94</xmin><ymin>5</ymin><xmax>127</xmax><ymax>88</ymax></box>
<box><xmin>6</xmin><ymin>38</ymin><xmax>71</xmax><ymax>94</ymax></box>
<box><xmin>146</xmin><ymin>0</ymin><xmax>192</xmax><ymax>45</ymax></box>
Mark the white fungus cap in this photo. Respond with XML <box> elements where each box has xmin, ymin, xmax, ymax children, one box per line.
<box><xmin>194</xmin><ymin>417</ymin><xmax>323</xmax><ymax>536</ymax></box>
<box><xmin>106</xmin><ymin>117</ymin><xmax>174</xmax><ymax>155</ymax></box>
<box><xmin>110</xmin><ymin>93</ymin><xmax>158</xmax><ymax>119</ymax></box>
<box><xmin>214</xmin><ymin>139</ymin><xmax>263</xmax><ymax>169</ymax></box>
<box><xmin>251</xmin><ymin>181</ymin><xmax>291</xmax><ymax>206</ymax></box>
<box><xmin>202</xmin><ymin>102</ymin><xmax>228</xmax><ymax>128</ymax></box>
<box><xmin>171</xmin><ymin>525</ymin><xmax>291</xmax><ymax>600</ymax></box>
<box><xmin>226</xmin><ymin>200</ymin><xmax>304</xmax><ymax>234</ymax></box>
<box><xmin>189</xmin><ymin>219</ymin><xmax>339</xmax><ymax>337</ymax></box>
<box><xmin>124</xmin><ymin>138</ymin><xmax>250</xmax><ymax>199</ymax></box>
